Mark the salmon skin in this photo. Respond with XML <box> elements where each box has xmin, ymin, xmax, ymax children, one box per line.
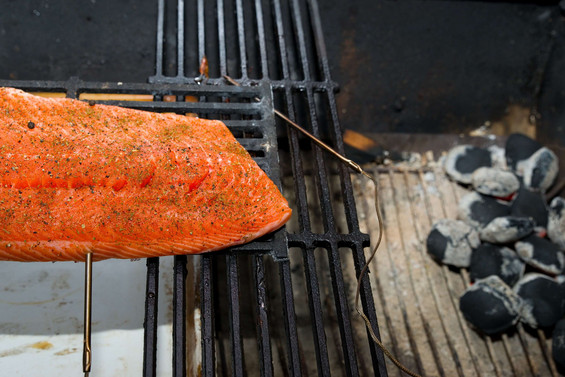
<box><xmin>0</xmin><ymin>87</ymin><xmax>291</xmax><ymax>262</ymax></box>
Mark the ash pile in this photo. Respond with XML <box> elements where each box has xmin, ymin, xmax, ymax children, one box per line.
<box><xmin>427</xmin><ymin>133</ymin><xmax>565</xmax><ymax>372</ymax></box>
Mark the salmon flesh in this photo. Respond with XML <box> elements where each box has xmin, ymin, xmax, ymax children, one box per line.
<box><xmin>0</xmin><ymin>88</ymin><xmax>291</xmax><ymax>261</ymax></box>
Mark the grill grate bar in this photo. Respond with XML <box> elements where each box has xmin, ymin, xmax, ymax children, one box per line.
<box><xmin>235</xmin><ymin>0</ymin><xmax>248</xmax><ymax>80</ymax></box>
<box><xmin>217</xmin><ymin>0</ymin><xmax>227</xmax><ymax>77</ymax></box>
<box><xmin>173</xmin><ymin>256</ymin><xmax>188</xmax><ymax>377</ymax></box>
<box><xmin>302</xmin><ymin>249</ymin><xmax>332</xmax><ymax>375</ymax></box>
<box><xmin>201</xmin><ymin>255</ymin><xmax>215</xmax><ymax>377</ymax></box>
<box><xmin>143</xmin><ymin>257</ymin><xmax>160</xmax><ymax>377</ymax></box>
<box><xmin>305</xmin><ymin>0</ymin><xmax>330</xmax><ymax>82</ymax></box>
<box><xmin>177</xmin><ymin>0</ymin><xmax>185</xmax><ymax>78</ymax></box>
<box><xmin>254</xmin><ymin>0</ymin><xmax>269</xmax><ymax>79</ymax></box>
<box><xmin>227</xmin><ymin>255</ymin><xmax>245</xmax><ymax>377</ymax></box>
<box><xmin>151</xmin><ymin>75</ymin><xmax>338</xmax><ymax>91</ymax></box>
<box><xmin>154</xmin><ymin>0</ymin><xmax>165</xmax><ymax>79</ymax></box>
<box><xmin>197</xmin><ymin>0</ymin><xmax>206</xmax><ymax>68</ymax></box>
<box><xmin>290</xmin><ymin>0</ymin><xmax>312</xmax><ymax>82</ymax></box>
<box><xmin>279</xmin><ymin>260</ymin><xmax>303</xmax><ymax>377</ymax></box>
<box><xmin>252</xmin><ymin>255</ymin><xmax>274</xmax><ymax>377</ymax></box>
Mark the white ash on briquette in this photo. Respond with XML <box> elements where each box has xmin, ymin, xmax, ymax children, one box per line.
<box><xmin>479</xmin><ymin>216</ymin><xmax>534</xmax><ymax>244</ymax></box>
<box><xmin>426</xmin><ymin>219</ymin><xmax>480</xmax><ymax>268</ymax></box>
<box><xmin>513</xmin><ymin>273</ymin><xmax>565</xmax><ymax>329</ymax></box>
<box><xmin>459</xmin><ymin>275</ymin><xmax>522</xmax><ymax>335</ymax></box>
<box><xmin>457</xmin><ymin>191</ymin><xmax>511</xmax><ymax>229</ymax></box>
<box><xmin>469</xmin><ymin>243</ymin><xmax>525</xmax><ymax>286</ymax></box>
<box><xmin>521</xmin><ymin>147</ymin><xmax>559</xmax><ymax>193</ymax></box>
<box><xmin>515</xmin><ymin>234</ymin><xmax>565</xmax><ymax>276</ymax></box>
<box><xmin>548</xmin><ymin>196</ymin><xmax>565</xmax><ymax>249</ymax></box>
<box><xmin>505</xmin><ymin>132</ymin><xmax>543</xmax><ymax>174</ymax></box>
<box><xmin>471</xmin><ymin>167</ymin><xmax>520</xmax><ymax>199</ymax></box>
<box><xmin>444</xmin><ymin>145</ymin><xmax>493</xmax><ymax>184</ymax></box>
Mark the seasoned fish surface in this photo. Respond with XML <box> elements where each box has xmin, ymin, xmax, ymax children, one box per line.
<box><xmin>0</xmin><ymin>88</ymin><xmax>291</xmax><ymax>261</ymax></box>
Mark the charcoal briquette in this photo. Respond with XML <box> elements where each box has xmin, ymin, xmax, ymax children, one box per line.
<box><xmin>547</xmin><ymin>196</ymin><xmax>565</xmax><ymax>250</ymax></box>
<box><xmin>552</xmin><ymin>319</ymin><xmax>565</xmax><ymax>372</ymax></box>
<box><xmin>514</xmin><ymin>273</ymin><xmax>565</xmax><ymax>328</ymax></box>
<box><xmin>470</xmin><ymin>243</ymin><xmax>525</xmax><ymax>286</ymax></box>
<box><xmin>505</xmin><ymin>133</ymin><xmax>542</xmax><ymax>173</ymax></box>
<box><xmin>510</xmin><ymin>185</ymin><xmax>548</xmax><ymax>229</ymax></box>
<box><xmin>459</xmin><ymin>275</ymin><xmax>522</xmax><ymax>335</ymax></box>
<box><xmin>521</xmin><ymin>147</ymin><xmax>558</xmax><ymax>193</ymax></box>
<box><xmin>444</xmin><ymin>145</ymin><xmax>492</xmax><ymax>184</ymax></box>
<box><xmin>471</xmin><ymin>167</ymin><xmax>519</xmax><ymax>199</ymax></box>
<box><xmin>479</xmin><ymin>216</ymin><xmax>534</xmax><ymax>244</ymax></box>
<box><xmin>458</xmin><ymin>191</ymin><xmax>511</xmax><ymax>229</ymax></box>
<box><xmin>515</xmin><ymin>234</ymin><xmax>565</xmax><ymax>275</ymax></box>
<box><xmin>426</xmin><ymin>219</ymin><xmax>480</xmax><ymax>267</ymax></box>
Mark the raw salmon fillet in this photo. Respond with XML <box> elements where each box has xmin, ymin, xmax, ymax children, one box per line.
<box><xmin>0</xmin><ymin>87</ymin><xmax>291</xmax><ymax>261</ymax></box>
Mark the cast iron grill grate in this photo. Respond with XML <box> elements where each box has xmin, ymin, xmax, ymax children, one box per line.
<box><xmin>0</xmin><ymin>0</ymin><xmax>388</xmax><ymax>375</ymax></box>
<box><xmin>147</xmin><ymin>0</ymin><xmax>387</xmax><ymax>374</ymax></box>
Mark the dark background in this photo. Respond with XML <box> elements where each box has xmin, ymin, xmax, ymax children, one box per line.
<box><xmin>1</xmin><ymin>0</ymin><xmax>564</xmax><ymax>146</ymax></box>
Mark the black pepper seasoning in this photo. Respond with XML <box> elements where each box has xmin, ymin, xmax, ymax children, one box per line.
<box><xmin>27</xmin><ymin>121</ymin><xmax>35</xmax><ymax>129</ymax></box>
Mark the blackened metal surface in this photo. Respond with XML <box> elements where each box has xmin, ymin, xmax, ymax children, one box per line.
<box><xmin>172</xmin><ymin>256</ymin><xmax>187</xmax><ymax>377</ymax></box>
<box><xmin>201</xmin><ymin>255</ymin><xmax>215</xmax><ymax>377</ymax></box>
<box><xmin>252</xmin><ymin>255</ymin><xmax>274</xmax><ymax>377</ymax></box>
<box><xmin>143</xmin><ymin>257</ymin><xmax>160</xmax><ymax>377</ymax></box>
<box><xmin>0</xmin><ymin>0</ymin><xmax>156</xmax><ymax>83</ymax></box>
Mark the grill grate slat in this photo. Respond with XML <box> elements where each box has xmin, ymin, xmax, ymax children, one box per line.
<box><xmin>173</xmin><ymin>256</ymin><xmax>188</xmax><ymax>377</ymax></box>
<box><xmin>143</xmin><ymin>257</ymin><xmax>160</xmax><ymax>377</ymax></box>
<box><xmin>227</xmin><ymin>255</ymin><xmax>245</xmax><ymax>377</ymax></box>
<box><xmin>201</xmin><ymin>255</ymin><xmax>215</xmax><ymax>377</ymax></box>
<box><xmin>252</xmin><ymin>255</ymin><xmax>275</xmax><ymax>377</ymax></box>
<box><xmin>302</xmin><ymin>248</ymin><xmax>332</xmax><ymax>376</ymax></box>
